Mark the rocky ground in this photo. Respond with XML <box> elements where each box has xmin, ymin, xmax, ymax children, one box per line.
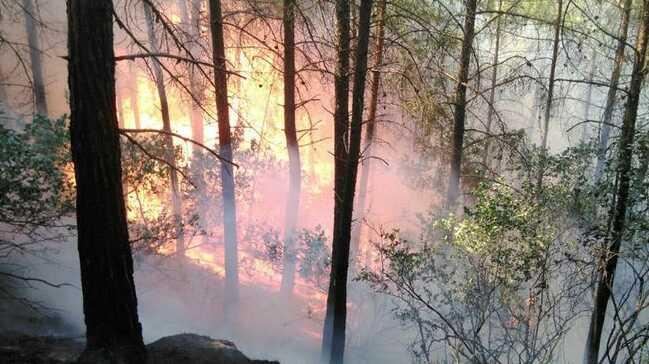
<box><xmin>0</xmin><ymin>333</ymin><xmax>280</xmax><ymax>363</ymax></box>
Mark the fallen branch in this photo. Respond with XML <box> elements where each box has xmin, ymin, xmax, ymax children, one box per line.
<box><xmin>0</xmin><ymin>271</ymin><xmax>78</xmax><ymax>289</ymax></box>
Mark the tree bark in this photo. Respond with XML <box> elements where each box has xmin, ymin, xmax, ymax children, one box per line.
<box><xmin>22</xmin><ymin>0</ymin><xmax>48</xmax><ymax>116</ymax></box>
<box><xmin>208</xmin><ymin>0</ymin><xmax>240</xmax><ymax>310</ymax></box>
<box><xmin>446</xmin><ymin>0</ymin><xmax>477</xmax><ymax>207</ymax></box>
<box><xmin>325</xmin><ymin>0</ymin><xmax>374</xmax><ymax>363</ymax></box>
<box><xmin>67</xmin><ymin>0</ymin><xmax>145</xmax><ymax>362</ymax></box>
<box><xmin>321</xmin><ymin>0</ymin><xmax>351</xmax><ymax>361</ymax></box>
<box><xmin>280</xmin><ymin>0</ymin><xmax>302</xmax><ymax>296</ymax></box>
<box><xmin>143</xmin><ymin>3</ymin><xmax>185</xmax><ymax>256</ymax></box>
<box><xmin>350</xmin><ymin>0</ymin><xmax>387</xmax><ymax>268</ymax></box>
<box><xmin>581</xmin><ymin>49</ymin><xmax>597</xmax><ymax>142</ymax></box>
<box><xmin>481</xmin><ymin>0</ymin><xmax>502</xmax><ymax>172</ymax></box>
<box><xmin>593</xmin><ymin>0</ymin><xmax>632</xmax><ymax>183</ymax></box>
<box><xmin>584</xmin><ymin>1</ymin><xmax>649</xmax><ymax>362</ymax></box>
<box><xmin>536</xmin><ymin>0</ymin><xmax>563</xmax><ymax>192</ymax></box>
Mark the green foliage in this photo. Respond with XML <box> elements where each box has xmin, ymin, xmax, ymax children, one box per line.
<box><xmin>251</xmin><ymin>224</ymin><xmax>331</xmax><ymax>289</ymax></box>
<box><xmin>441</xmin><ymin>184</ymin><xmax>556</xmax><ymax>286</ymax></box>
<box><xmin>121</xmin><ymin>133</ymin><xmax>182</xmax><ymax>196</ymax></box>
<box><xmin>0</xmin><ymin>115</ymin><xmax>74</xmax><ymax>232</ymax></box>
<box><xmin>296</xmin><ymin>225</ymin><xmax>330</xmax><ymax>286</ymax></box>
<box><xmin>360</xmin><ymin>146</ymin><xmax>592</xmax><ymax>363</ymax></box>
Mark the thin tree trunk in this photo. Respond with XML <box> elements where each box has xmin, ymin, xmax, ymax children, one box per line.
<box><xmin>0</xmin><ymin>58</ymin><xmax>11</xmax><ymax>125</ymax></box>
<box><xmin>584</xmin><ymin>1</ymin><xmax>649</xmax><ymax>362</ymax></box>
<box><xmin>350</xmin><ymin>0</ymin><xmax>386</xmax><ymax>268</ymax></box>
<box><xmin>536</xmin><ymin>0</ymin><xmax>563</xmax><ymax>192</ymax></box>
<box><xmin>208</xmin><ymin>0</ymin><xmax>240</xmax><ymax>311</ymax></box>
<box><xmin>0</xmin><ymin>60</ymin><xmax>7</xmax><ymax>108</ymax></box>
<box><xmin>144</xmin><ymin>3</ymin><xmax>185</xmax><ymax>256</ymax></box>
<box><xmin>327</xmin><ymin>0</ymin><xmax>374</xmax><ymax>363</ymax></box>
<box><xmin>22</xmin><ymin>0</ymin><xmax>48</xmax><ymax>116</ymax></box>
<box><xmin>128</xmin><ymin>62</ymin><xmax>141</xmax><ymax>129</ymax></box>
<box><xmin>446</xmin><ymin>0</ymin><xmax>477</xmax><ymax>207</ymax></box>
<box><xmin>320</xmin><ymin>0</ymin><xmax>351</xmax><ymax>361</ymax></box>
<box><xmin>179</xmin><ymin>0</ymin><xmax>208</xmax><ymax>233</ymax></box>
<box><xmin>594</xmin><ymin>0</ymin><xmax>632</xmax><ymax>183</ymax></box>
<box><xmin>280</xmin><ymin>0</ymin><xmax>302</xmax><ymax>296</ymax></box>
<box><xmin>581</xmin><ymin>49</ymin><xmax>597</xmax><ymax>142</ymax></box>
<box><xmin>481</xmin><ymin>0</ymin><xmax>502</xmax><ymax>172</ymax></box>
<box><xmin>0</xmin><ymin>62</ymin><xmax>11</xmax><ymax>128</ymax></box>
<box><xmin>67</xmin><ymin>0</ymin><xmax>145</xmax><ymax>362</ymax></box>
<box><xmin>181</xmin><ymin>0</ymin><xmax>206</xmax><ymax>154</ymax></box>
<box><xmin>525</xmin><ymin>2</ymin><xmax>564</xmax><ymax>346</ymax></box>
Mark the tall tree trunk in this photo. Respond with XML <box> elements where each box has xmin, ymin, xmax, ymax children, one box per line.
<box><xmin>446</xmin><ymin>0</ymin><xmax>477</xmax><ymax>207</ymax></box>
<box><xmin>190</xmin><ymin>0</ymin><xmax>205</xmax><ymax>154</ymax></box>
<box><xmin>525</xmin><ymin>1</ymin><xmax>564</xmax><ymax>345</ymax></box>
<box><xmin>321</xmin><ymin>0</ymin><xmax>351</xmax><ymax>361</ymax></box>
<box><xmin>280</xmin><ymin>0</ymin><xmax>302</xmax><ymax>296</ymax></box>
<box><xmin>481</xmin><ymin>0</ymin><xmax>502</xmax><ymax>172</ymax></box>
<box><xmin>178</xmin><ymin>0</ymin><xmax>208</xmax><ymax>234</ymax></box>
<box><xmin>22</xmin><ymin>0</ymin><xmax>48</xmax><ymax>116</ymax></box>
<box><xmin>143</xmin><ymin>3</ymin><xmax>185</xmax><ymax>256</ymax></box>
<box><xmin>581</xmin><ymin>49</ymin><xmax>597</xmax><ymax>142</ymax></box>
<box><xmin>326</xmin><ymin>1</ymin><xmax>374</xmax><ymax>363</ymax></box>
<box><xmin>536</xmin><ymin>0</ymin><xmax>563</xmax><ymax>192</ymax></box>
<box><xmin>178</xmin><ymin>0</ymin><xmax>206</xmax><ymax>157</ymax></box>
<box><xmin>67</xmin><ymin>0</ymin><xmax>145</xmax><ymax>362</ymax></box>
<box><xmin>128</xmin><ymin>62</ymin><xmax>141</xmax><ymax>129</ymax></box>
<box><xmin>593</xmin><ymin>0</ymin><xmax>632</xmax><ymax>183</ymax></box>
<box><xmin>350</xmin><ymin>0</ymin><xmax>387</xmax><ymax>268</ymax></box>
<box><xmin>584</xmin><ymin>1</ymin><xmax>649</xmax><ymax>362</ymax></box>
<box><xmin>208</xmin><ymin>0</ymin><xmax>240</xmax><ymax>311</ymax></box>
<box><xmin>0</xmin><ymin>57</ymin><xmax>9</xmax><ymax>119</ymax></box>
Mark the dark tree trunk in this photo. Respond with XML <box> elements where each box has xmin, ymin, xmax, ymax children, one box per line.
<box><xmin>536</xmin><ymin>0</ymin><xmax>563</xmax><ymax>192</ymax></box>
<box><xmin>446</xmin><ymin>0</ymin><xmax>477</xmax><ymax>207</ymax></box>
<box><xmin>143</xmin><ymin>3</ymin><xmax>185</xmax><ymax>256</ymax></box>
<box><xmin>22</xmin><ymin>0</ymin><xmax>48</xmax><ymax>116</ymax></box>
<box><xmin>208</xmin><ymin>0</ymin><xmax>240</xmax><ymax>311</ymax></box>
<box><xmin>67</xmin><ymin>0</ymin><xmax>145</xmax><ymax>362</ymax></box>
<box><xmin>584</xmin><ymin>1</ymin><xmax>649</xmax><ymax>362</ymax></box>
<box><xmin>320</xmin><ymin>0</ymin><xmax>351</xmax><ymax>361</ymax></box>
<box><xmin>280</xmin><ymin>0</ymin><xmax>302</xmax><ymax>296</ymax></box>
<box><xmin>593</xmin><ymin>0</ymin><xmax>632</xmax><ymax>183</ymax></box>
<box><xmin>481</xmin><ymin>0</ymin><xmax>502</xmax><ymax>172</ymax></box>
<box><xmin>350</xmin><ymin>0</ymin><xmax>387</xmax><ymax>267</ymax></box>
<box><xmin>325</xmin><ymin>1</ymin><xmax>374</xmax><ymax>363</ymax></box>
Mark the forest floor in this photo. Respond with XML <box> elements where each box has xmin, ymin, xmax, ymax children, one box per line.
<box><xmin>0</xmin><ymin>332</ymin><xmax>280</xmax><ymax>363</ymax></box>
<box><xmin>1</xmin><ymin>243</ymin><xmax>403</xmax><ymax>363</ymax></box>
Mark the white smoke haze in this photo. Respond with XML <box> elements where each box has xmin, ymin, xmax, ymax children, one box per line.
<box><xmin>3</xmin><ymin>0</ymin><xmax>649</xmax><ymax>363</ymax></box>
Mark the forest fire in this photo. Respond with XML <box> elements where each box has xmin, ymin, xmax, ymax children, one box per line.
<box><xmin>116</xmin><ymin>42</ymin><xmax>336</xmax><ymax>318</ymax></box>
<box><xmin>6</xmin><ymin>0</ymin><xmax>649</xmax><ymax>363</ymax></box>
